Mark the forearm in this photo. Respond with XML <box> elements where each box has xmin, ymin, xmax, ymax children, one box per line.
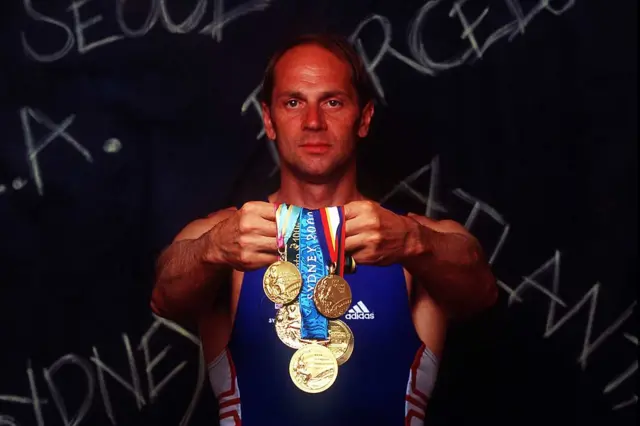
<box><xmin>151</xmin><ymin>235</ymin><xmax>229</xmax><ymax>322</ymax></box>
<box><xmin>401</xmin><ymin>218</ymin><xmax>498</xmax><ymax>319</ymax></box>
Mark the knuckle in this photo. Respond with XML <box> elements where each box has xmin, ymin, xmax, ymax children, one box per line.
<box><xmin>237</xmin><ymin>234</ymin><xmax>251</xmax><ymax>249</ymax></box>
<box><xmin>368</xmin><ymin>215</ymin><xmax>381</xmax><ymax>229</ymax></box>
<box><xmin>239</xmin><ymin>202</ymin><xmax>254</xmax><ymax>216</ymax></box>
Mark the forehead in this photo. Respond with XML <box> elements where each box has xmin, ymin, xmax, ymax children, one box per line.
<box><xmin>272</xmin><ymin>44</ymin><xmax>355</xmax><ymax>94</ymax></box>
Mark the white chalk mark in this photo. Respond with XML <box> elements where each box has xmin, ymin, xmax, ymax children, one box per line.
<box><xmin>545</xmin><ymin>285</ymin><xmax>636</xmax><ymax>370</ymax></box>
<box><xmin>407</xmin><ymin>0</ymin><xmax>473</xmax><ymax>73</ymax></box>
<box><xmin>68</xmin><ymin>0</ymin><xmax>124</xmax><ymax>55</ymax></box>
<box><xmin>91</xmin><ymin>334</ymin><xmax>146</xmax><ymax>425</ymax></box>
<box><xmin>20</xmin><ymin>107</ymin><xmax>93</xmax><ymax>196</ymax></box>
<box><xmin>452</xmin><ymin>189</ymin><xmax>510</xmax><ymax>265</ymax></box>
<box><xmin>506</xmin><ymin>0</ymin><xmax>575</xmax><ymax>42</ymax></box>
<box><xmin>240</xmin><ymin>84</ymin><xmax>280</xmax><ymax>176</ymax></box>
<box><xmin>27</xmin><ymin>361</ymin><xmax>45</xmax><ymax>426</ymax></box>
<box><xmin>449</xmin><ymin>0</ymin><xmax>490</xmax><ymax>58</ymax></box>
<box><xmin>12</xmin><ymin>178</ymin><xmax>28</xmax><ymax>190</ymax></box>
<box><xmin>21</xmin><ymin>0</ymin><xmax>75</xmax><ymax>62</ymax></box>
<box><xmin>506</xmin><ymin>251</ymin><xmax>562</xmax><ymax>306</ymax></box>
<box><xmin>352</xmin><ymin>38</ymin><xmax>386</xmax><ymax>103</ymax></box>
<box><xmin>624</xmin><ymin>333</ymin><xmax>637</xmax><ymax>345</ymax></box>
<box><xmin>496</xmin><ymin>279</ymin><xmax>522</xmax><ymax>303</ymax></box>
<box><xmin>122</xmin><ymin>333</ymin><xmax>144</xmax><ymax>410</ymax></box>
<box><xmin>504</xmin><ymin>0</ymin><xmax>526</xmax><ymax>37</ymax></box>
<box><xmin>240</xmin><ymin>84</ymin><xmax>266</xmax><ymax>140</ymax></box>
<box><xmin>116</xmin><ymin>0</ymin><xmax>160</xmax><ymax>37</ymax></box>
<box><xmin>379</xmin><ymin>156</ymin><xmax>448</xmax><ymax>218</ymax></box>
<box><xmin>544</xmin><ymin>0</ymin><xmax>576</xmax><ymax>15</ymax></box>
<box><xmin>576</xmin><ymin>301</ymin><xmax>636</xmax><ymax>370</ymax></box>
<box><xmin>612</xmin><ymin>394</ymin><xmax>637</xmax><ymax>411</ymax></box>
<box><xmin>200</xmin><ymin>0</ymin><xmax>273</xmax><ymax>42</ymax></box>
<box><xmin>42</xmin><ymin>354</ymin><xmax>95</xmax><ymax>426</ymax></box>
<box><xmin>0</xmin><ymin>415</ymin><xmax>18</xmax><ymax>426</ymax></box>
<box><xmin>351</xmin><ymin>13</ymin><xmax>437</xmax><ymax>88</ymax></box>
<box><xmin>138</xmin><ymin>320</ymin><xmax>187</xmax><ymax>403</ymax></box>
<box><xmin>0</xmin><ymin>185</ymin><xmax>6</xmax><ymax>194</ymax></box>
<box><xmin>159</xmin><ymin>0</ymin><xmax>206</xmax><ymax>34</ymax></box>
<box><xmin>0</xmin><ymin>395</ymin><xmax>47</xmax><ymax>404</ymax></box>
<box><xmin>152</xmin><ymin>314</ymin><xmax>200</xmax><ymax>345</ymax></box>
<box><xmin>93</xmin><ymin>346</ymin><xmax>116</xmax><ymax>426</ymax></box>
<box><xmin>179</xmin><ymin>347</ymin><xmax>206</xmax><ymax>426</ymax></box>
<box><xmin>350</xmin><ymin>15</ymin><xmax>393</xmax><ymax>101</ymax></box>
<box><xmin>103</xmin><ymin>138</ymin><xmax>122</xmax><ymax>153</ymax></box>
<box><xmin>604</xmin><ymin>361</ymin><xmax>637</xmax><ymax>395</ymax></box>
<box><xmin>520</xmin><ymin>275</ymin><xmax>566</xmax><ymax>306</ymax></box>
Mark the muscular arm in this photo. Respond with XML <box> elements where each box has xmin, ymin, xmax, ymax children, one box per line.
<box><xmin>150</xmin><ymin>208</ymin><xmax>236</xmax><ymax>324</ymax></box>
<box><xmin>401</xmin><ymin>213</ymin><xmax>498</xmax><ymax>320</ymax></box>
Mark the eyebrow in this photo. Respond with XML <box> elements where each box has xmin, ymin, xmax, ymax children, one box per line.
<box><xmin>277</xmin><ymin>90</ymin><xmax>352</xmax><ymax>100</ymax></box>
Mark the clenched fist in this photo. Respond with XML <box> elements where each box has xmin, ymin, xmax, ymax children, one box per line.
<box><xmin>207</xmin><ymin>201</ymin><xmax>280</xmax><ymax>271</ymax></box>
<box><xmin>344</xmin><ymin>200</ymin><xmax>414</xmax><ymax>266</ymax></box>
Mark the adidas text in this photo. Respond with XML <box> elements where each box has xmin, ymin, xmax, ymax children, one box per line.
<box><xmin>345</xmin><ymin>312</ymin><xmax>375</xmax><ymax>320</ymax></box>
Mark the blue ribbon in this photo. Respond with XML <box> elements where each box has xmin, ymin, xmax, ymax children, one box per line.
<box><xmin>299</xmin><ymin>208</ymin><xmax>329</xmax><ymax>340</ymax></box>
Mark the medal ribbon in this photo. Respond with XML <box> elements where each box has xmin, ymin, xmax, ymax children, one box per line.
<box><xmin>313</xmin><ymin>206</ymin><xmax>346</xmax><ymax>276</ymax></box>
<box><xmin>276</xmin><ymin>203</ymin><xmax>302</xmax><ymax>259</ymax></box>
<box><xmin>299</xmin><ymin>208</ymin><xmax>329</xmax><ymax>340</ymax></box>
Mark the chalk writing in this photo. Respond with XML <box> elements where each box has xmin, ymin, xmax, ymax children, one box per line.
<box><xmin>0</xmin><ymin>107</ymin><xmax>126</xmax><ymax>198</ymax></box>
<box><xmin>240</xmin><ymin>83</ymin><xmax>280</xmax><ymax>177</ymax></box>
<box><xmin>20</xmin><ymin>107</ymin><xmax>92</xmax><ymax>196</ymax></box>
<box><xmin>21</xmin><ymin>0</ymin><xmax>273</xmax><ymax>62</ymax></box>
<box><xmin>379</xmin><ymin>159</ymin><xmax>637</xmax><ymax>412</ymax></box>
<box><xmin>241</xmin><ymin>0</ymin><xmax>577</xmax><ymax>155</ymax></box>
<box><xmin>0</xmin><ymin>315</ymin><xmax>205</xmax><ymax>426</ymax></box>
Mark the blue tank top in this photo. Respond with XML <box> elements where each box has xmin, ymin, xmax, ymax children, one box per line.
<box><xmin>208</xmin><ymin>206</ymin><xmax>433</xmax><ymax>425</ymax></box>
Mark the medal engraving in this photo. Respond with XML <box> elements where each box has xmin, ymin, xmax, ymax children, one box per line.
<box><xmin>289</xmin><ymin>344</ymin><xmax>338</xmax><ymax>393</ymax></box>
<box><xmin>325</xmin><ymin>320</ymin><xmax>354</xmax><ymax>365</ymax></box>
<box><xmin>313</xmin><ymin>273</ymin><xmax>352</xmax><ymax>319</ymax></box>
<box><xmin>263</xmin><ymin>260</ymin><xmax>302</xmax><ymax>305</ymax></box>
<box><xmin>275</xmin><ymin>302</ymin><xmax>303</xmax><ymax>349</ymax></box>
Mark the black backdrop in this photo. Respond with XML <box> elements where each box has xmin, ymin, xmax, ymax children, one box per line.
<box><xmin>1</xmin><ymin>1</ymin><xmax>636</xmax><ymax>425</ymax></box>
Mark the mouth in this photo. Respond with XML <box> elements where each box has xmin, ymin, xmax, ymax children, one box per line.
<box><xmin>299</xmin><ymin>143</ymin><xmax>331</xmax><ymax>154</ymax></box>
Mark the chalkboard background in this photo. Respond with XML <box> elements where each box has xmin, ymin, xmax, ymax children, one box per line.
<box><xmin>1</xmin><ymin>0</ymin><xmax>636</xmax><ymax>425</ymax></box>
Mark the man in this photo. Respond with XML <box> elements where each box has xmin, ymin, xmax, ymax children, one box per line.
<box><xmin>151</xmin><ymin>33</ymin><xmax>497</xmax><ymax>425</ymax></box>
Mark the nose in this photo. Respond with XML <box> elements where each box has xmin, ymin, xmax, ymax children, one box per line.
<box><xmin>303</xmin><ymin>103</ymin><xmax>326</xmax><ymax>131</ymax></box>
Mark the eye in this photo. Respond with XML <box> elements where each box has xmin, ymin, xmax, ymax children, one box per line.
<box><xmin>326</xmin><ymin>99</ymin><xmax>342</xmax><ymax>108</ymax></box>
<box><xmin>285</xmin><ymin>99</ymin><xmax>300</xmax><ymax>108</ymax></box>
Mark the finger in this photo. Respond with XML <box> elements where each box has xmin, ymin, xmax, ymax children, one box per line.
<box><xmin>242</xmin><ymin>201</ymin><xmax>277</xmax><ymax>220</ymax></box>
<box><xmin>344</xmin><ymin>234</ymin><xmax>369</xmax><ymax>254</ymax></box>
<box><xmin>344</xmin><ymin>215</ymin><xmax>373</xmax><ymax>236</ymax></box>
<box><xmin>249</xmin><ymin>234</ymin><xmax>279</xmax><ymax>253</ymax></box>
<box><xmin>343</xmin><ymin>201</ymin><xmax>364</xmax><ymax>220</ymax></box>
<box><xmin>248</xmin><ymin>216</ymin><xmax>278</xmax><ymax>237</ymax></box>
<box><xmin>242</xmin><ymin>253</ymin><xmax>281</xmax><ymax>271</ymax></box>
<box><xmin>344</xmin><ymin>200</ymin><xmax>377</xmax><ymax>220</ymax></box>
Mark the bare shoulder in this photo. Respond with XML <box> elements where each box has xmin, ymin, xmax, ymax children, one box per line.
<box><xmin>407</xmin><ymin>212</ymin><xmax>472</xmax><ymax>237</ymax></box>
<box><xmin>173</xmin><ymin>207</ymin><xmax>238</xmax><ymax>242</ymax></box>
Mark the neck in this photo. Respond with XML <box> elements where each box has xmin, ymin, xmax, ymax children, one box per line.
<box><xmin>270</xmin><ymin>166</ymin><xmax>364</xmax><ymax>209</ymax></box>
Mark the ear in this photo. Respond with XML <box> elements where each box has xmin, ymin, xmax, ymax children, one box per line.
<box><xmin>261</xmin><ymin>102</ymin><xmax>277</xmax><ymax>141</ymax></box>
<box><xmin>357</xmin><ymin>101</ymin><xmax>375</xmax><ymax>138</ymax></box>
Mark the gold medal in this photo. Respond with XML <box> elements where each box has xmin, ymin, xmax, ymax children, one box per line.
<box><xmin>289</xmin><ymin>344</ymin><xmax>338</xmax><ymax>393</ymax></box>
<box><xmin>313</xmin><ymin>264</ymin><xmax>352</xmax><ymax>319</ymax></box>
<box><xmin>263</xmin><ymin>260</ymin><xmax>302</xmax><ymax>305</ymax></box>
<box><xmin>324</xmin><ymin>320</ymin><xmax>354</xmax><ymax>365</ymax></box>
<box><xmin>275</xmin><ymin>302</ymin><xmax>303</xmax><ymax>349</ymax></box>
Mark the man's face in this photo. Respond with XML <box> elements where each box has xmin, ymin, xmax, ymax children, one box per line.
<box><xmin>261</xmin><ymin>44</ymin><xmax>374</xmax><ymax>182</ymax></box>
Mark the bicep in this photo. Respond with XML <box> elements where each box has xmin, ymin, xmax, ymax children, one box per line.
<box><xmin>173</xmin><ymin>207</ymin><xmax>237</xmax><ymax>242</ymax></box>
<box><xmin>407</xmin><ymin>212</ymin><xmax>474</xmax><ymax>238</ymax></box>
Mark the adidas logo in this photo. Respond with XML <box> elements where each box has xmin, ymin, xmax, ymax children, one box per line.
<box><xmin>344</xmin><ymin>301</ymin><xmax>375</xmax><ymax>320</ymax></box>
